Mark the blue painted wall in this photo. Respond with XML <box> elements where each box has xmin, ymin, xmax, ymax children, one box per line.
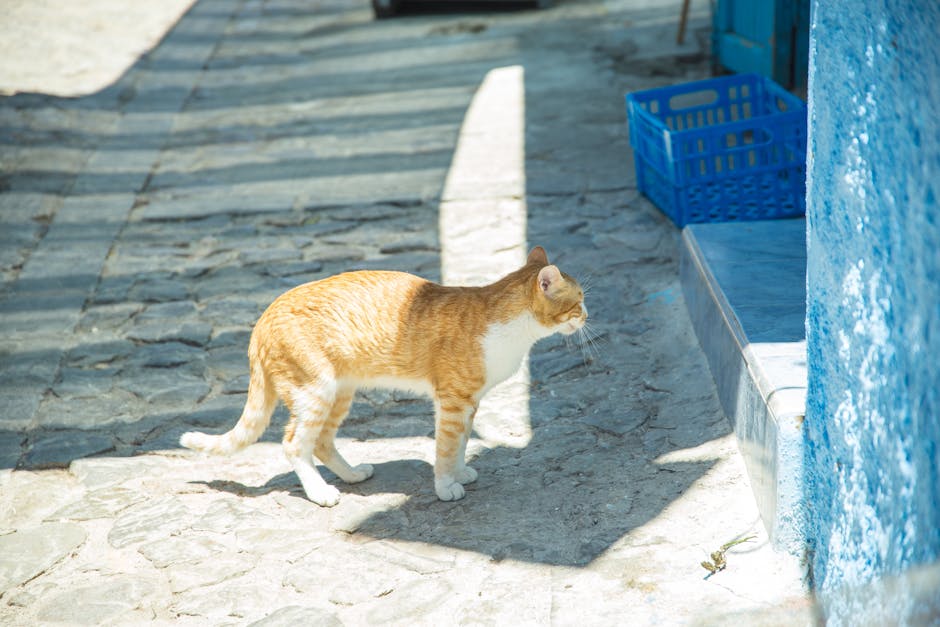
<box><xmin>805</xmin><ymin>0</ymin><xmax>940</xmax><ymax>619</ymax></box>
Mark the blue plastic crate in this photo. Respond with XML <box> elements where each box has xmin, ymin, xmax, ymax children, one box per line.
<box><xmin>626</xmin><ymin>73</ymin><xmax>807</xmax><ymax>226</ymax></box>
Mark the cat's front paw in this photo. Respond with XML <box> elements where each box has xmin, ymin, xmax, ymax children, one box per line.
<box><xmin>435</xmin><ymin>477</ymin><xmax>466</xmax><ymax>501</ymax></box>
<box><xmin>455</xmin><ymin>465</ymin><xmax>478</xmax><ymax>485</ymax></box>
<box><xmin>305</xmin><ymin>484</ymin><xmax>341</xmax><ymax>507</ymax></box>
<box><xmin>344</xmin><ymin>463</ymin><xmax>374</xmax><ymax>484</ymax></box>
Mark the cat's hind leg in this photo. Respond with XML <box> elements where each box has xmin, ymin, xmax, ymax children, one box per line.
<box><xmin>314</xmin><ymin>388</ymin><xmax>373</xmax><ymax>484</ymax></box>
<box><xmin>433</xmin><ymin>394</ymin><xmax>478</xmax><ymax>501</ymax></box>
<box><xmin>282</xmin><ymin>380</ymin><xmax>342</xmax><ymax>506</ymax></box>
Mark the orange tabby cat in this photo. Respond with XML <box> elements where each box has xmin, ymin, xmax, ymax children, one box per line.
<box><xmin>181</xmin><ymin>246</ymin><xmax>587</xmax><ymax>506</ymax></box>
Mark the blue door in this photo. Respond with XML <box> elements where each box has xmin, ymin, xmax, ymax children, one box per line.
<box><xmin>713</xmin><ymin>0</ymin><xmax>810</xmax><ymax>91</ymax></box>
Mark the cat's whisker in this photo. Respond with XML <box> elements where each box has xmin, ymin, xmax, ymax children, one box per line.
<box><xmin>582</xmin><ymin>321</ymin><xmax>603</xmax><ymax>342</ymax></box>
<box><xmin>580</xmin><ymin>274</ymin><xmax>596</xmax><ymax>296</ymax></box>
<box><xmin>577</xmin><ymin>322</ymin><xmax>604</xmax><ymax>363</ymax></box>
<box><xmin>577</xmin><ymin>330</ymin><xmax>596</xmax><ymax>365</ymax></box>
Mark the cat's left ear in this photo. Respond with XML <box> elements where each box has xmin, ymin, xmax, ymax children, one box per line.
<box><xmin>527</xmin><ymin>246</ymin><xmax>549</xmax><ymax>266</ymax></box>
<box><xmin>538</xmin><ymin>265</ymin><xmax>564</xmax><ymax>298</ymax></box>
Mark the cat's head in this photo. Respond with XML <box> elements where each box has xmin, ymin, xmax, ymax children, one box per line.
<box><xmin>527</xmin><ymin>246</ymin><xmax>587</xmax><ymax>336</ymax></box>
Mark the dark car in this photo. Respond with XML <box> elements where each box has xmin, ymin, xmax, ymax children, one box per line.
<box><xmin>372</xmin><ymin>0</ymin><xmax>548</xmax><ymax>18</ymax></box>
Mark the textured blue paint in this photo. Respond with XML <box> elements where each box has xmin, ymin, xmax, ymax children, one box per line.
<box><xmin>805</xmin><ymin>0</ymin><xmax>940</xmax><ymax>621</ymax></box>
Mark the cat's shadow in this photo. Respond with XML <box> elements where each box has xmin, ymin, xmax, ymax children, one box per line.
<box><xmin>191</xmin><ymin>457</ymin><xmax>433</xmax><ymax>500</ymax></box>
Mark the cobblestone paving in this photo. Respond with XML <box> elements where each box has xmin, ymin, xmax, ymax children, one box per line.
<box><xmin>0</xmin><ymin>0</ymin><xmax>810</xmax><ymax>624</ymax></box>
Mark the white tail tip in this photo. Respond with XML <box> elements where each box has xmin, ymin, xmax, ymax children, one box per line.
<box><xmin>180</xmin><ymin>431</ymin><xmax>215</xmax><ymax>453</ymax></box>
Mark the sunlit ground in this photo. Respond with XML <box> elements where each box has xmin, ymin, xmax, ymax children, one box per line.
<box><xmin>0</xmin><ymin>0</ymin><xmax>196</xmax><ymax>97</ymax></box>
<box><xmin>439</xmin><ymin>64</ymin><xmax>532</xmax><ymax>451</ymax></box>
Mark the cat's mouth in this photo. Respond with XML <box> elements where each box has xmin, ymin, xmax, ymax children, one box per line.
<box><xmin>561</xmin><ymin>303</ymin><xmax>588</xmax><ymax>335</ymax></box>
<box><xmin>562</xmin><ymin>318</ymin><xmax>586</xmax><ymax>335</ymax></box>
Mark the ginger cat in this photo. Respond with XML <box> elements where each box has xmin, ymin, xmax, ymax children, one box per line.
<box><xmin>180</xmin><ymin>246</ymin><xmax>587</xmax><ymax>506</ymax></box>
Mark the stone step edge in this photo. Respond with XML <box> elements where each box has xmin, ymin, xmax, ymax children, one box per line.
<box><xmin>679</xmin><ymin>225</ymin><xmax>808</xmax><ymax>558</ymax></box>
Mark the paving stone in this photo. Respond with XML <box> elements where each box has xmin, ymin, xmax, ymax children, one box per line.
<box><xmin>65</xmin><ymin>339</ymin><xmax>136</xmax><ymax>367</ymax></box>
<box><xmin>378</xmin><ymin>236</ymin><xmax>439</xmax><ymax>255</ymax></box>
<box><xmin>108</xmin><ymin>496</ymin><xmax>191</xmax><ymax>548</ymax></box>
<box><xmin>170</xmin><ymin>576</ymin><xmax>283</xmax><ymax>621</ymax></box>
<box><xmin>149</xmin><ymin>381</ymin><xmax>212</xmax><ymax>406</ymax></box>
<box><xmin>75</xmin><ymin>302</ymin><xmax>140</xmax><ymax>333</ymax></box>
<box><xmin>130</xmin><ymin>341</ymin><xmax>205</xmax><ymax>368</ymax></box>
<box><xmin>235</xmin><ymin>527</ymin><xmax>327</xmax><ymax>563</ymax></box>
<box><xmin>126</xmin><ymin>320</ymin><xmax>212</xmax><ymax>346</ymax></box>
<box><xmin>141</xmin><ymin>191</ymin><xmax>294</xmax><ymax>222</ymax></box>
<box><xmin>124</xmin><ymin>421</ymin><xmax>190</xmax><ymax>453</ymax></box>
<box><xmin>119</xmin><ymin>366</ymin><xmax>207</xmax><ymax>401</ymax></box>
<box><xmin>321</xmin><ymin>203</ymin><xmax>415</xmax><ymax>223</ymax></box>
<box><xmin>262</xmin><ymin>260</ymin><xmax>325</xmax><ymax>278</ymax></box>
<box><xmin>166</xmin><ymin>553</ymin><xmax>257</xmax><ymax>594</ymax></box>
<box><xmin>249</xmin><ymin>606</ymin><xmax>344</xmax><ymax>627</ymax></box>
<box><xmin>306</xmin><ymin>244</ymin><xmax>366</xmax><ymax>264</ymax></box>
<box><xmin>193</xmin><ymin>270</ymin><xmax>268</xmax><ymax>302</ymax></box>
<box><xmin>0</xmin><ymin>431</ymin><xmax>25</xmax><ymax>468</ymax></box>
<box><xmin>361</xmin><ymin>540</ymin><xmax>456</xmax><ymax>575</ymax></box>
<box><xmin>296</xmin><ymin>219</ymin><xmax>358</xmax><ymax>238</ymax></box>
<box><xmin>47</xmin><ymin>486</ymin><xmax>147</xmax><ymax>521</ymax></box>
<box><xmin>582</xmin><ymin>408</ymin><xmax>650</xmax><ymax>436</ymax></box>
<box><xmin>138</xmin><ymin>533</ymin><xmax>229</xmax><ymax>569</ymax></box>
<box><xmin>239</xmin><ymin>247</ymin><xmax>303</xmax><ymax>266</ymax></box>
<box><xmin>34</xmin><ymin>577</ymin><xmax>158</xmax><ymax>625</ymax></box>
<box><xmin>0</xmin><ymin>343</ymin><xmax>61</xmax><ymax>389</ymax></box>
<box><xmin>328</xmin><ymin>495</ymin><xmax>409</xmax><ymax>535</ymax></box>
<box><xmin>365</xmin><ymin>416</ymin><xmax>434</xmax><ymax>439</ymax></box>
<box><xmin>92</xmin><ymin>274</ymin><xmax>135</xmax><ymax>304</ymax></box>
<box><xmin>201</xmin><ymin>297</ymin><xmax>262</xmax><ymax>326</ymax></box>
<box><xmin>192</xmin><ymin>498</ymin><xmax>277</xmax><ymax>534</ymax></box>
<box><xmin>206</xmin><ymin>345</ymin><xmax>249</xmax><ymax>380</ymax></box>
<box><xmin>52</xmin><ymin>366</ymin><xmax>119</xmax><ymax>398</ymax></box>
<box><xmin>350</xmin><ymin>253</ymin><xmax>440</xmax><ymax>275</ymax></box>
<box><xmin>136</xmin><ymin>300</ymin><xmax>198</xmax><ymax>321</ymax></box>
<box><xmin>208</xmin><ymin>328</ymin><xmax>252</xmax><ymax>349</ymax></box>
<box><xmin>185</xmin><ymin>394</ymin><xmax>247</xmax><ymax>429</ymax></box>
<box><xmin>0</xmin><ymin>523</ymin><xmax>87</xmax><ymax>591</ymax></box>
<box><xmin>69</xmin><ymin>455</ymin><xmax>175</xmax><ymax>490</ymax></box>
<box><xmin>529</xmin><ymin>351</ymin><xmax>588</xmax><ymax>381</ymax></box>
<box><xmin>222</xmin><ymin>373</ymin><xmax>251</xmax><ymax>394</ymax></box>
<box><xmin>363</xmin><ymin>577</ymin><xmax>455</xmax><ymax>624</ymax></box>
<box><xmin>128</xmin><ymin>276</ymin><xmax>189</xmax><ymax>303</ymax></box>
<box><xmin>34</xmin><ymin>389</ymin><xmax>142</xmax><ymax>430</ymax></box>
<box><xmin>0</xmin><ymin>390</ymin><xmax>43</xmax><ymax>431</ymax></box>
<box><xmin>22</xmin><ymin>430</ymin><xmax>115</xmax><ymax>469</ymax></box>
<box><xmin>284</xmin><ymin>551</ymin><xmax>420</xmax><ymax>607</ymax></box>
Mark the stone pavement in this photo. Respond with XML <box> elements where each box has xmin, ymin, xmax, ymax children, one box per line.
<box><xmin>0</xmin><ymin>0</ymin><xmax>812</xmax><ymax>624</ymax></box>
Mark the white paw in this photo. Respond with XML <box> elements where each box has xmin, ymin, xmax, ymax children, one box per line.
<box><xmin>435</xmin><ymin>477</ymin><xmax>466</xmax><ymax>501</ymax></box>
<box><xmin>306</xmin><ymin>484</ymin><xmax>341</xmax><ymax>507</ymax></box>
<box><xmin>344</xmin><ymin>463</ymin><xmax>374</xmax><ymax>484</ymax></box>
<box><xmin>454</xmin><ymin>465</ymin><xmax>478</xmax><ymax>485</ymax></box>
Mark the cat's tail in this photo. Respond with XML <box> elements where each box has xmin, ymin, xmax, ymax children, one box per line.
<box><xmin>180</xmin><ymin>361</ymin><xmax>277</xmax><ymax>455</ymax></box>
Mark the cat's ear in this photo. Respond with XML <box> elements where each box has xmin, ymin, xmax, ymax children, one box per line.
<box><xmin>527</xmin><ymin>246</ymin><xmax>549</xmax><ymax>266</ymax></box>
<box><xmin>538</xmin><ymin>265</ymin><xmax>564</xmax><ymax>298</ymax></box>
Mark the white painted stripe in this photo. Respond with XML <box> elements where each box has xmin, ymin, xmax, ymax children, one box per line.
<box><xmin>438</xmin><ymin>65</ymin><xmax>532</xmax><ymax>448</ymax></box>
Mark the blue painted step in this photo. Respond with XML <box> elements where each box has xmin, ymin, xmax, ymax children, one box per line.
<box><xmin>680</xmin><ymin>218</ymin><xmax>807</xmax><ymax>554</ymax></box>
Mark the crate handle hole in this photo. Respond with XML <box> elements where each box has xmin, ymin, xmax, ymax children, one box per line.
<box><xmin>669</xmin><ymin>90</ymin><xmax>719</xmax><ymax>111</ymax></box>
<box><xmin>725</xmin><ymin>128</ymin><xmax>773</xmax><ymax>147</ymax></box>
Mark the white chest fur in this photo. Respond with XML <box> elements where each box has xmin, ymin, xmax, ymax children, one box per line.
<box><xmin>480</xmin><ymin>312</ymin><xmax>550</xmax><ymax>393</ymax></box>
